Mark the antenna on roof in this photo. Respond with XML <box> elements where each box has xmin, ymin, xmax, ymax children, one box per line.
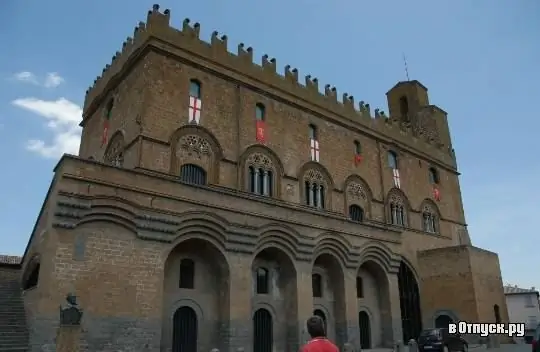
<box><xmin>402</xmin><ymin>53</ymin><xmax>410</xmax><ymax>81</ymax></box>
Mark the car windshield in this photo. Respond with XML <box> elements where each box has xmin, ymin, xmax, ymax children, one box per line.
<box><xmin>420</xmin><ymin>329</ymin><xmax>440</xmax><ymax>337</ymax></box>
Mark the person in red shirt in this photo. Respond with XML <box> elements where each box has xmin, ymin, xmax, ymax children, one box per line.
<box><xmin>300</xmin><ymin>316</ymin><xmax>339</xmax><ymax>352</ymax></box>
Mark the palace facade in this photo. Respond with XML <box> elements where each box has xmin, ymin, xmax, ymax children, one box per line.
<box><xmin>16</xmin><ymin>5</ymin><xmax>509</xmax><ymax>352</ymax></box>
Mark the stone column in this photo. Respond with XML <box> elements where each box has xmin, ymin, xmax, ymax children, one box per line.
<box><xmin>387</xmin><ymin>273</ymin><xmax>403</xmax><ymax>346</ymax></box>
<box><xmin>227</xmin><ymin>253</ymin><xmax>253</xmax><ymax>352</ymax></box>
<box><xmin>295</xmin><ymin>261</ymin><xmax>314</xmax><ymax>350</ymax></box>
<box><xmin>341</xmin><ymin>268</ymin><xmax>360</xmax><ymax>350</ymax></box>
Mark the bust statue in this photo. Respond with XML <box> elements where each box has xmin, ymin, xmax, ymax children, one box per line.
<box><xmin>59</xmin><ymin>293</ymin><xmax>83</xmax><ymax>326</ymax></box>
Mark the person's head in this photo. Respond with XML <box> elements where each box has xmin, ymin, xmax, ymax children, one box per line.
<box><xmin>306</xmin><ymin>316</ymin><xmax>326</xmax><ymax>338</ymax></box>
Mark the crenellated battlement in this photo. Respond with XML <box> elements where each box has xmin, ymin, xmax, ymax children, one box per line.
<box><xmin>84</xmin><ymin>4</ymin><xmax>455</xmax><ymax>165</ymax></box>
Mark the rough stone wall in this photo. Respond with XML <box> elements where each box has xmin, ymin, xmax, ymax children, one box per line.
<box><xmin>417</xmin><ymin>245</ymin><xmax>509</xmax><ymax>329</ymax></box>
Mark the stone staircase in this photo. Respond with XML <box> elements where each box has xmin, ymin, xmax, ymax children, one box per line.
<box><xmin>0</xmin><ymin>256</ymin><xmax>29</xmax><ymax>351</ymax></box>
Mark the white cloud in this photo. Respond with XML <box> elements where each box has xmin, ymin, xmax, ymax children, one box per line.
<box><xmin>13</xmin><ymin>71</ymin><xmax>39</xmax><ymax>85</ymax></box>
<box><xmin>12</xmin><ymin>97</ymin><xmax>82</xmax><ymax>158</ymax></box>
<box><xmin>12</xmin><ymin>71</ymin><xmax>65</xmax><ymax>88</ymax></box>
<box><xmin>44</xmin><ymin>72</ymin><xmax>64</xmax><ymax>88</ymax></box>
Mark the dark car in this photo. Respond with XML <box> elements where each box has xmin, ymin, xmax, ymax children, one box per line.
<box><xmin>417</xmin><ymin>328</ymin><xmax>468</xmax><ymax>352</ymax></box>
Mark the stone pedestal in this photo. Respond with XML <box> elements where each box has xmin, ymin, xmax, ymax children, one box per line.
<box><xmin>56</xmin><ymin>326</ymin><xmax>81</xmax><ymax>352</ymax></box>
<box><xmin>56</xmin><ymin>293</ymin><xmax>83</xmax><ymax>352</ymax></box>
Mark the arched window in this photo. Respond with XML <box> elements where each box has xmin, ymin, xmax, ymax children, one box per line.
<box><xmin>494</xmin><ymin>304</ymin><xmax>501</xmax><ymax>323</ymax></box>
<box><xmin>104</xmin><ymin>135</ymin><xmax>124</xmax><ymax>167</ymax></box>
<box><xmin>389</xmin><ymin>194</ymin><xmax>406</xmax><ymax>226</ymax></box>
<box><xmin>23</xmin><ymin>263</ymin><xmax>40</xmax><ymax>290</ymax></box>
<box><xmin>189</xmin><ymin>80</ymin><xmax>201</xmax><ymax>99</ymax></box>
<box><xmin>312</xmin><ymin>273</ymin><xmax>322</xmax><ymax>298</ymax></box>
<box><xmin>349</xmin><ymin>204</ymin><xmax>364</xmax><ymax>222</ymax></box>
<box><xmin>423</xmin><ymin>212</ymin><xmax>437</xmax><ymax>233</ymax></box>
<box><xmin>354</xmin><ymin>140</ymin><xmax>362</xmax><ymax>155</ymax></box>
<box><xmin>246</xmin><ymin>153</ymin><xmax>275</xmax><ymax>197</ymax></box>
<box><xmin>179</xmin><ymin>258</ymin><xmax>195</xmax><ymax>289</ymax></box>
<box><xmin>105</xmin><ymin>99</ymin><xmax>114</xmax><ymax>119</ymax></box>
<box><xmin>255</xmin><ymin>103</ymin><xmax>265</xmax><ymax>121</ymax></box>
<box><xmin>399</xmin><ymin>96</ymin><xmax>409</xmax><ymax>117</ymax></box>
<box><xmin>308</xmin><ymin>124</ymin><xmax>318</xmax><ymax>140</ymax></box>
<box><xmin>422</xmin><ymin>203</ymin><xmax>438</xmax><ymax>233</ymax></box>
<box><xmin>356</xmin><ymin>276</ymin><xmax>364</xmax><ymax>298</ymax></box>
<box><xmin>180</xmin><ymin>164</ymin><xmax>207</xmax><ymax>185</ymax></box>
<box><xmin>304</xmin><ymin>169</ymin><xmax>326</xmax><ymax>209</ymax></box>
<box><xmin>256</xmin><ymin>267</ymin><xmax>269</xmax><ymax>294</ymax></box>
<box><xmin>388</xmin><ymin>151</ymin><xmax>398</xmax><ymax>169</ymax></box>
<box><xmin>428</xmin><ymin>167</ymin><xmax>439</xmax><ymax>184</ymax></box>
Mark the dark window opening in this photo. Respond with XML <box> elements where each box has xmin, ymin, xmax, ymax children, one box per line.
<box><xmin>312</xmin><ymin>273</ymin><xmax>323</xmax><ymax>298</ymax></box>
<box><xmin>253</xmin><ymin>309</ymin><xmax>273</xmax><ymax>352</ymax></box>
<box><xmin>248</xmin><ymin>167</ymin><xmax>273</xmax><ymax>196</ymax></box>
<box><xmin>494</xmin><ymin>304</ymin><xmax>501</xmax><ymax>323</ymax></box>
<box><xmin>388</xmin><ymin>151</ymin><xmax>398</xmax><ymax>169</ymax></box>
<box><xmin>23</xmin><ymin>263</ymin><xmax>40</xmax><ymax>290</ymax></box>
<box><xmin>428</xmin><ymin>167</ymin><xmax>439</xmax><ymax>184</ymax></box>
<box><xmin>309</xmin><ymin>124</ymin><xmax>318</xmax><ymax>140</ymax></box>
<box><xmin>423</xmin><ymin>213</ymin><xmax>437</xmax><ymax>233</ymax></box>
<box><xmin>354</xmin><ymin>140</ymin><xmax>362</xmax><ymax>155</ymax></box>
<box><xmin>356</xmin><ymin>276</ymin><xmax>364</xmax><ymax>298</ymax></box>
<box><xmin>172</xmin><ymin>306</ymin><xmax>198</xmax><ymax>352</ymax></box>
<box><xmin>105</xmin><ymin>99</ymin><xmax>114</xmax><ymax>120</ymax></box>
<box><xmin>398</xmin><ymin>261</ymin><xmax>422</xmax><ymax>342</ymax></box>
<box><xmin>349</xmin><ymin>205</ymin><xmax>364</xmax><ymax>222</ymax></box>
<box><xmin>399</xmin><ymin>96</ymin><xmax>409</xmax><ymax>118</ymax></box>
<box><xmin>305</xmin><ymin>182</ymin><xmax>325</xmax><ymax>209</ymax></box>
<box><xmin>256</xmin><ymin>104</ymin><xmax>265</xmax><ymax>121</ymax></box>
<box><xmin>359</xmin><ymin>311</ymin><xmax>371</xmax><ymax>349</ymax></box>
<box><xmin>180</xmin><ymin>164</ymin><xmax>207</xmax><ymax>185</ymax></box>
<box><xmin>256</xmin><ymin>267</ymin><xmax>269</xmax><ymax>294</ymax></box>
<box><xmin>391</xmin><ymin>204</ymin><xmax>406</xmax><ymax>226</ymax></box>
<box><xmin>179</xmin><ymin>258</ymin><xmax>195</xmax><ymax>289</ymax></box>
<box><xmin>189</xmin><ymin>80</ymin><xmax>201</xmax><ymax>98</ymax></box>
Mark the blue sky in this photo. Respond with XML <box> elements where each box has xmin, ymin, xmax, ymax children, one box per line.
<box><xmin>0</xmin><ymin>0</ymin><xmax>538</xmax><ymax>289</ymax></box>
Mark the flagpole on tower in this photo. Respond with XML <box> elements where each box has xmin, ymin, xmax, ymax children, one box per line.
<box><xmin>402</xmin><ymin>53</ymin><xmax>410</xmax><ymax>81</ymax></box>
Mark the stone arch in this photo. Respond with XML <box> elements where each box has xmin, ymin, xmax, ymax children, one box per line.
<box><xmin>251</xmin><ymin>246</ymin><xmax>298</xmax><ymax>352</ymax></box>
<box><xmin>432</xmin><ymin>310</ymin><xmax>459</xmax><ymax>328</ymax></box>
<box><xmin>77</xmin><ymin>201</ymin><xmax>138</xmax><ymax>233</ymax></box>
<box><xmin>298</xmin><ymin>161</ymin><xmax>335</xmax><ymax>209</ymax></box>
<box><xmin>169</xmin><ymin>125</ymin><xmax>223</xmax><ymax>184</ymax></box>
<box><xmin>171</xmin><ymin>213</ymin><xmax>230</xmax><ymax>256</ymax></box>
<box><xmin>386</xmin><ymin>188</ymin><xmax>411</xmax><ymax>227</ymax></box>
<box><xmin>169</xmin><ymin>298</ymin><xmax>205</xmax><ymax>322</ymax></box>
<box><xmin>161</xmin><ymin>237</ymin><xmax>230</xmax><ymax>352</ymax></box>
<box><xmin>255</xmin><ymin>226</ymin><xmax>302</xmax><ymax>264</ymax></box>
<box><xmin>343</xmin><ymin>174</ymin><xmax>373</xmax><ymax>220</ymax></box>
<box><xmin>22</xmin><ymin>254</ymin><xmax>40</xmax><ymax>291</ymax></box>
<box><xmin>357</xmin><ymin>241</ymin><xmax>397</xmax><ymax>274</ymax></box>
<box><xmin>104</xmin><ymin>130</ymin><xmax>125</xmax><ymax>167</ymax></box>
<box><xmin>312</xmin><ymin>251</ymin><xmax>347</xmax><ymax>346</ymax></box>
<box><xmin>356</xmin><ymin>257</ymin><xmax>392</xmax><ymax>348</ymax></box>
<box><xmin>420</xmin><ymin>198</ymin><xmax>441</xmax><ymax>234</ymax></box>
<box><xmin>313</xmin><ymin>232</ymin><xmax>354</xmax><ymax>270</ymax></box>
<box><xmin>239</xmin><ymin>144</ymin><xmax>285</xmax><ymax>198</ymax></box>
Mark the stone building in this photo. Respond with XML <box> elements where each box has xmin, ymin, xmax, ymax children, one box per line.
<box><xmin>12</xmin><ymin>4</ymin><xmax>510</xmax><ymax>352</ymax></box>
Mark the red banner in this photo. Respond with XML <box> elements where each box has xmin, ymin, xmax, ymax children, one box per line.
<box><xmin>354</xmin><ymin>154</ymin><xmax>363</xmax><ymax>166</ymax></box>
<box><xmin>256</xmin><ymin>120</ymin><xmax>266</xmax><ymax>143</ymax></box>
<box><xmin>433</xmin><ymin>187</ymin><xmax>441</xmax><ymax>201</ymax></box>
<box><xmin>101</xmin><ymin>120</ymin><xmax>109</xmax><ymax>147</ymax></box>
